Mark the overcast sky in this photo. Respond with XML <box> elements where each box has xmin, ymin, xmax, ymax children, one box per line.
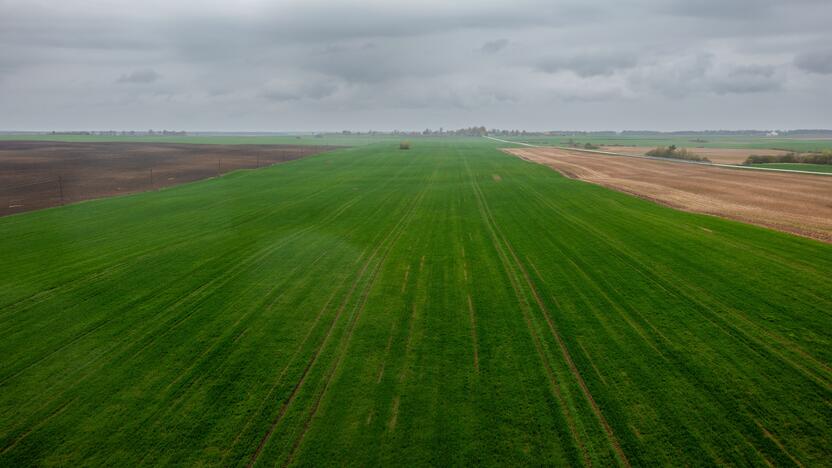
<box><xmin>1</xmin><ymin>0</ymin><xmax>830</xmax><ymax>131</ymax></box>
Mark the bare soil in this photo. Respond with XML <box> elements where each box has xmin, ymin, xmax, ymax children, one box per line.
<box><xmin>506</xmin><ymin>147</ymin><xmax>832</xmax><ymax>242</ymax></box>
<box><xmin>0</xmin><ymin>141</ymin><xmax>338</xmax><ymax>216</ymax></box>
<box><xmin>600</xmin><ymin>146</ymin><xmax>790</xmax><ymax>164</ymax></box>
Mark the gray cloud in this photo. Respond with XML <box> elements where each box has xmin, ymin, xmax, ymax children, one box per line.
<box><xmin>710</xmin><ymin>65</ymin><xmax>783</xmax><ymax>94</ymax></box>
<box><xmin>116</xmin><ymin>69</ymin><xmax>161</xmax><ymax>84</ymax></box>
<box><xmin>794</xmin><ymin>50</ymin><xmax>832</xmax><ymax>74</ymax></box>
<box><xmin>630</xmin><ymin>55</ymin><xmax>785</xmax><ymax>98</ymax></box>
<box><xmin>300</xmin><ymin>42</ymin><xmax>429</xmax><ymax>84</ymax></box>
<box><xmin>0</xmin><ymin>0</ymin><xmax>829</xmax><ymax>131</ymax></box>
<box><xmin>536</xmin><ymin>53</ymin><xmax>638</xmax><ymax>77</ymax></box>
<box><xmin>260</xmin><ymin>79</ymin><xmax>338</xmax><ymax>102</ymax></box>
<box><xmin>662</xmin><ymin>0</ymin><xmax>828</xmax><ymax>20</ymax></box>
<box><xmin>481</xmin><ymin>39</ymin><xmax>509</xmax><ymax>54</ymax></box>
<box><xmin>662</xmin><ymin>0</ymin><xmax>778</xmax><ymax>19</ymax></box>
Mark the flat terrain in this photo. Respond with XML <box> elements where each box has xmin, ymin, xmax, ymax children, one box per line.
<box><xmin>0</xmin><ymin>140</ymin><xmax>830</xmax><ymax>466</ymax></box>
<box><xmin>0</xmin><ymin>141</ymin><xmax>337</xmax><ymax>216</ymax></box>
<box><xmin>0</xmin><ymin>134</ymin><xmax>407</xmax><ymax>146</ymax></box>
<box><xmin>500</xmin><ymin>135</ymin><xmax>832</xmax><ymax>153</ymax></box>
<box><xmin>599</xmin><ymin>146</ymin><xmax>789</xmax><ymax>164</ymax></box>
<box><xmin>754</xmin><ymin>163</ymin><xmax>832</xmax><ymax>173</ymax></box>
<box><xmin>507</xmin><ymin>147</ymin><xmax>832</xmax><ymax>242</ymax></box>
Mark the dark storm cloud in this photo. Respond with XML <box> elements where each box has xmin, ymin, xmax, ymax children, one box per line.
<box><xmin>0</xmin><ymin>0</ymin><xmax>829</xmax><ymax>131</ymax></box>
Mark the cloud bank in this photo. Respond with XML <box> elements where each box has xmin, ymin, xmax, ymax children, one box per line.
<box><xmin>0</xmin><ymin>0</ymin><xmax>829</xmax><ymax>131</ymax></box>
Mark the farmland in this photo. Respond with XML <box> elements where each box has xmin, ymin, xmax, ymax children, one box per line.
<box><xmin>501</xmin><ymin>134</ymin><xmax>832</xmax><ymax>153</ymax></box>
<box><xmin>506</xmin><ymin>146</ymin><xmax>832</xmax><ymax>242</ymax></box>
<box><xmin>0</xmin><ymin>141</ymin><xmax>337</xmax><ymax>216</ymax></box>
<box><xmin>0</xmin><ymin>133</ymin><xmax>401</xmax><ymax>147</ymax></box>
<box><xmin>598</xmin><ymin>146</ymin><xmax>791</xmax><ymax>165</ymax></box>
<box><xmin>753</xmin><ymin>163</ymin><xmax>832</xmax><ymax>173</ymax></box>
<box><xmin>0</xmin><ymin>139</ymin><xmax>830</xmax><ymax>466</ymax></box>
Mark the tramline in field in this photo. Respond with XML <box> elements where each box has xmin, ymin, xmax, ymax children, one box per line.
<box><xmin>1</xmin><ymin>139</ymin><xmax>829</xmax><ymax>466</ymax></box>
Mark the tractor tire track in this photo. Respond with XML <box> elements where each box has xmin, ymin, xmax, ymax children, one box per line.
<box><xmin>463</xmin><ymin>158</ymin><xmax>591</xmax><ymax>467</ymax></box>
<box><xmin>246</xmin><ymin>181</ymin><xmax>430</xmax><ymax>467</ymax></box>
<box><xmin>521</xmin><ymin>180</ymin><xmax>832</xmax><ymax>390</ymax></box>
<box><xmin>510</xmin><ymin>169</ymin><xmax>824</xmax><ymax>463</ymax></box>
<box><xmin>466</xmin><ymin>294</ymin><xmax>480</xmax><ymax>374</ymax></box>
<box><xmin>278</xmin><ymin>179</ymin><xmax>432</xmax><ymax>467</ymax></box>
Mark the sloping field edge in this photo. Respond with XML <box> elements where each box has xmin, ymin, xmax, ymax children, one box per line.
<box><xmin>483</xmin><ymin>136</ymin><xmax>832</xmax><ymax>176</ymax></box>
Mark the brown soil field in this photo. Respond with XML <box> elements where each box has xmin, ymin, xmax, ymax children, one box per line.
<box><xmin>0</xmin><ymin>141</ymin><xmax>338</xmax><ymax>216</ymax></box>
<box><xmin>506</xmin><ymin>147</ymin><xmax>832</xmax><ymax>242</ymax></box>
<box><xmin>599</xmin><ymin>146</ymin><xmax>790</xmax><ymax>164</ymax></box>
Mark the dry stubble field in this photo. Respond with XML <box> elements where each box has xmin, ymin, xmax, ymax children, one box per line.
<box><xmin>507</xmin><ymin>146</ymin><xmax>832</xmax><ymax>242</ymax></box>
<box><xmin>599</xmin><ymin>146</ymin><xmax>790</xmax><ymax>164</ymax></box>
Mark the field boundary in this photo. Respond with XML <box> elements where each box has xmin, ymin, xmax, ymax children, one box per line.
<box><xmin>0</xmin><ymin>141</ymin><xmax>342</xmax><ymax>217</ymax></box>
<box><xmin>465</xmin><ymin>156</ymin><xmax>633</xmax><ymax>466</ymax></box>
<box><xmin>485</xmin><ymin>136</ymin><xmax>832</xmax><ymax>176</ymax></box>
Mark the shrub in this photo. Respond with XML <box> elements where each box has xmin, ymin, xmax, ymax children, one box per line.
<box><xmin>646</xmin><ymin>146</ymin><xmax>710</xmax><ymax>162</ymax></box>
<box><xmin>583</xmin><ymin>143</ymin><xmax>600</xmax><ymax>150</ymax></box>
<box><xmin>744</xmin><ymin>151</ymin><xmax>832</xmax><ymax>165</ymax></box>
<box><xmin>744</xmin><ymin>154</ymin><xmax>778</xmax><ymax>164</ymax></box>
<box><xmin>804</xmin><ymin>151</ymin><xmax>832</xmax><ymax>164</ymax></box>
<box><xmin>399</xmin><ymin>141</ymin><xmax>411</xmax><ymax>150</ymax></box>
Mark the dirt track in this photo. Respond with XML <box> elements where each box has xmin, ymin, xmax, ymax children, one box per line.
<box><xmin>506</xmin><ymin>147</ymin><xmax>832</xmax><ymax>242</ymax></box>
<box><xmin>0</xmin><ymin>141</ymin><xmax>338</xmax><ymax>216</ymax></box>
<box><xmin>600</xmin><ymin>146</ymin><xmax>789</xmax><ymax>164</ymax></box>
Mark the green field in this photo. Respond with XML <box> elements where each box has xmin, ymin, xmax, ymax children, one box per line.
<box><xmin>748</xmin><ymin>163</ymin><xmax>832</xmax><ymax>173</ymax></box>
<box><xmin>1</xmin><ymin>140</ymin><xmax>830</xmax><ymax>466</ymax></box>
<box><xmin>4</xmin><ymin>132</ymin><xmax>832</xmax><ymax>153</ymax></box>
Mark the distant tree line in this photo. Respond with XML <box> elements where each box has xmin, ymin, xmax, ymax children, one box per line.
<box><xmin>744</xmin><ymin>150</ymin><xmax>832</xmax><ymax>165</ymax></box>
<box><xmin>328</xmin><ymin>128</ymin><xmax>832</xmax><ymax>138</ymax></box>
<box><xmin>49</xmin><ymin>130</ymin><xmax>187</xmax><ymax>136</ymax></box>
<box><xmin>564</xmin><ymin>139</ymin><xmax>600</xmax><ymax>150</ymax></box>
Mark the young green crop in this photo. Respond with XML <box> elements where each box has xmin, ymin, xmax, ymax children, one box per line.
<box><xmin>749</xmin><ymin>163</ymin><xmax>832</xmax><ymax>173</ymax></box>
<box><xmin>0</xmin><ymin>139</ymin><xmax>829</xmax><ymax>466</ymax></box>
